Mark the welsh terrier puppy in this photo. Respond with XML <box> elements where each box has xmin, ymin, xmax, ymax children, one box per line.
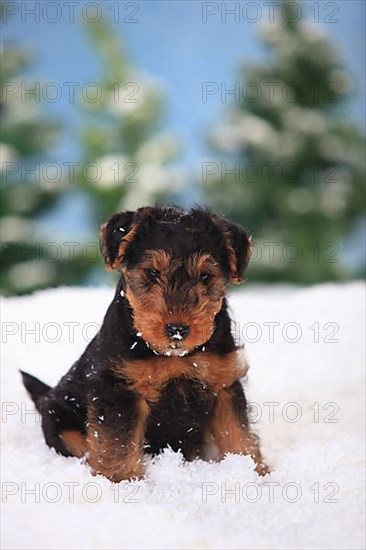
<box><xmin>21</xmin><ymin>206</ymin><xmax>268</xmax><ymax>481</ymax></box>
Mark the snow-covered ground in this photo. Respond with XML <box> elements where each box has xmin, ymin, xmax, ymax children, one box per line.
<box><xmin>1</xmin><ymin>282</ymin><xmax>365</xmax><ymax>550</ymax></box>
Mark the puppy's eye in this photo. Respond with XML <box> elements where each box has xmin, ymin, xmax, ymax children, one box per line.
<box><xmin>146</xmin><ymin>268</ymin><xmax>160</xmax><ymax>281</ymax></box>
<box><xmin>200</xmin><ymin>273</ymin><xmax>211</xmax><ymax>283</ymax></box>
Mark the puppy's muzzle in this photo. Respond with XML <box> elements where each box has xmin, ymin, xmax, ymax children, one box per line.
<box><xmin>165</xmin><ymin>324</ymin><xmax>189</xmax><ymax>340</ymax></box>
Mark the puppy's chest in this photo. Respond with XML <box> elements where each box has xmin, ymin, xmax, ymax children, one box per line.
<box><xmin>113</xmin><ymin>350</ymin><xmax>248</xmax><ymax>401</ymax></box>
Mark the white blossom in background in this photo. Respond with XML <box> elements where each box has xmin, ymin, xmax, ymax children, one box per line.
<box><xmin>259</xmin><ymin>19</ymin><xmax>282</xmax><ymax>43</ymax></box>
<box><xmin>237</xmin><ymin>113</ymin><xmax>278</xmax><ymax>148</ymax></box>
<box><xmin>6</xmin><ymin>184</ymin><xmax>41</xmax><ymax>214</ymax></box>
<box><xmin>283</xmin><ymin>107</ymin><xmax>327</xmax><ymax>135</ymax></box>
<box><xmin>107</xmin><ymin>71</ymin><xmax>164</xmax><ymax>122</ymax></box>
<box><xmin>2</xmin><ymin>79</ymin><xmax>39</xmax><ymax>124</ymax></box>
<box><xmin>212</xmin><ymin>113</ymin><xmax>273</xmax><ymax>150</ymax></box>
<box><xmin>0</xmin><ymin>143</ymin><xmax>18</xmax><ymax>169</ymax></box>
<box><xmin>136</xmin><ymin>133</ymin><xmax>178</xmax><ymax>165</ymax></box>
<box><xmin>211</xmin><ymin>112</ymin><xmax>282</xmax><ymax>156</ymax></box>
<box><xmin>38</xmin><ymin>164</ymin><xmax>68</xmax><ymax>192</ymax></box>
<box><xmin>261</xmin><ymin>18</ymin><xmax>327</xmax><ymax>48</ymax></box>
<box><xmin>320</xmin><ymin>180</ymin><xmax>349</xmax><ymax>216</ymax></box>
<box><xmin>0</xmin><ymin>216</ymin><xmax>32</xmax><ymax>242</ymax></box>
<box><xmin>287</xmin><ymin>188</ymin><xmax>314</xmax><ymax>214</ymax></box>
<box><xmin>91</xmin><ymin>154</ymin><xmax>129</xmax><ymax>189</ymax></box>
<box><xmin>319</xmin><ymin>135</ymin><xmax>345</xmax><ymax>161</ymax></box>
<box><xmin>121</xmin><ymin>164</ymin><xmax>185</xmax><ymax>210</ymax></box>
<box><xmin>208</xmin><ymin>121</ymin><xmax>244</xmax><ymax>153</ymax></box>
<box><xmin>8</xmin><ymin>260</ymin><xmax>56</xmax><ymax>291</ymax></box>
<box><xmin>300</xmin><ymin>20</ymin><xmax>328</xmax><ymax>42</ymax></box>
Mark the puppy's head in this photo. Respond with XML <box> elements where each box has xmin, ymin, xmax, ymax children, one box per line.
<box><xmin>100</xmin><ymin>206</ymin><xmax>251</xmax><ymax>355</ymax></box>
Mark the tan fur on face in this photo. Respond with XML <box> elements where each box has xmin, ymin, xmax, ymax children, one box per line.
<box><xmin>123</xmin><ymin>250</ymin><xmax>227</xmax><ymax>354</ymax></box>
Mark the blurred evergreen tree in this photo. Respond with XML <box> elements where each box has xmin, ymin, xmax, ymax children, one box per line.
<box><xmin>1</xmin><ymin>12</ymin><xmax>181</xmax><ymax>295</ymax></box>
<box><xmin>205</xmin><ymin>0</ymin><xmax>365</xmax><ymax>283</ymax></box>
<box><xmin>77</xmin><ymin>18</ymin><xmax>182</xmax><ymax>224</ymax></box>
<box><xmin>0</xmin><ymin>7</ymin><xmax>91</xmax><ymax>295</ymax></box>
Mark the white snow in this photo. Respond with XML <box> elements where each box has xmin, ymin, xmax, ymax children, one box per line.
<box><xmin>1</xmin><ymin>282</ymin><xmax>365</xmax><ymax>550</ymax></box>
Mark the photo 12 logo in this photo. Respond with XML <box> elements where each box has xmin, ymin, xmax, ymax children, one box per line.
<box><xmin>201</xmin><ymin>81</ymin><xmax>340</xmax><ymax>104</ymax></box>
<box><xmin>202</xmin><ymin>480</ymin><xmax>340</xmax><ymax>503</ymax></box>
<box><xmin>1</xmin><ymin>81</ymin><xmax>141</xmax><ymax>106</ymax></box>
<box><xmin>1</xmin><ymin>2</ymin><xmax>140</xmax><ymax>24</ymax></box>
<box><xmin>1</xmin><ymin>480</ymin><xmax>140</xmax><ymax>503</ymax></box>
<box><xmin>201</xmin><ymin>2</ymin><xmax>340</xmax><ymax>24</ymax></box>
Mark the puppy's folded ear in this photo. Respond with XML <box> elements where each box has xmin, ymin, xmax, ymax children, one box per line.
<box><xmin>213</xmin><ymin>216</ymin><xmax>252</xmax><ymax>284</ymax></box>
<box><xmin>99</xmin><ymin>211</ymin><xmax>137</xmax><ymax>270</ymax></box>
<box><xmin>99</xmin><ymin>206</ymin><xmax>159</xmax><ymax>270</ymax></box>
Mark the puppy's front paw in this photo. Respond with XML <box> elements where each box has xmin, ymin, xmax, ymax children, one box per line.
<box><xmin>255</xmin><ymin>461</ymin><xmax>271</xmax><ymax>476</ymax></box>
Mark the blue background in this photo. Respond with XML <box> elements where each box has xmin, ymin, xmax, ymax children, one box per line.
<box><xmin>4</xmin><ymin>0</ymin><xmax>365</xmax><ymax>169</ymax></box>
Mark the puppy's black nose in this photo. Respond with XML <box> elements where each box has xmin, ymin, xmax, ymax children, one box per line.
<box><xmin>166</xmin><ymin>324</ymin><xmax>189</xmax><ymax>340</ymax></box>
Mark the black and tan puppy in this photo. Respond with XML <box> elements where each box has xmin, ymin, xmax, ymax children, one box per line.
<box><xmin>21</xmin><ymin>206</ymin><xmax>268</xmax><ymax>482</ymax></box>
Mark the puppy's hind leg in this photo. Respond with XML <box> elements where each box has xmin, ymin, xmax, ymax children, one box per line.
<box><xmin>42</xmin><ymin>401</ymin><xmax>87</xmax><ymax>458</ymax></box>
<box><xmin>37</xmin><ymin>395</ymin><xmax>87</xmax><ymax>458</ymax></box>
<box><xmin>21</xmin><ymin>370</ymin><xmax>87</xmax><ymax>458</ymax></box>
